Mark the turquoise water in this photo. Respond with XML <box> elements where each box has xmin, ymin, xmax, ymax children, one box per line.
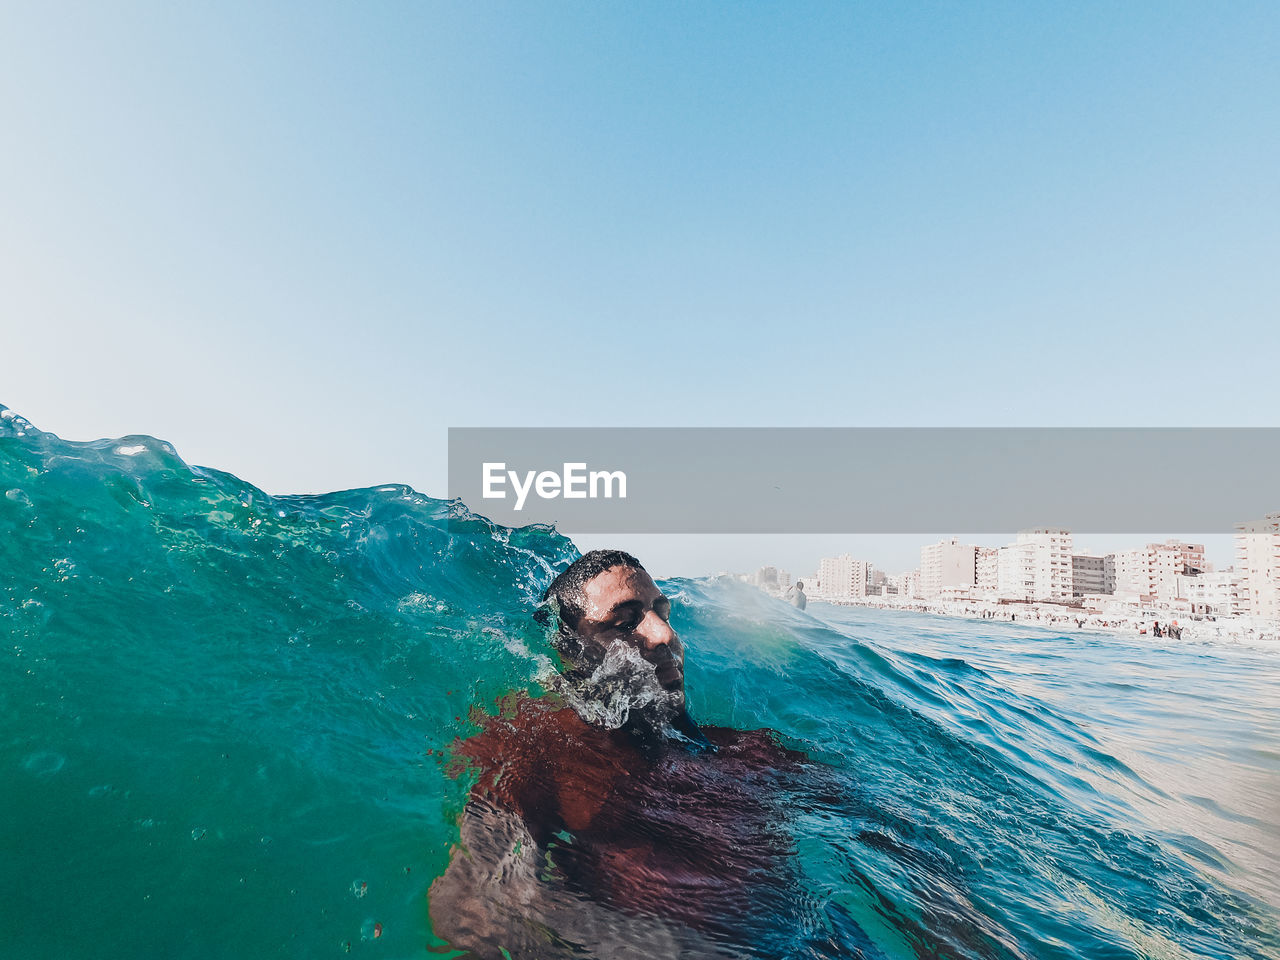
<box><xmin>2</xmin><ymin>405</ymin><xmax>1277</xmax><ymax>959</ymax></box>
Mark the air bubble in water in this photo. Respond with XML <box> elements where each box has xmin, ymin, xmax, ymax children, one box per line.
<box><xmin>22</xmin><ymin>751</ymin><xmax>65</xmax><ymax>776</ymax></box>
<box><xmin>5</xmin><ymin>488</ymin><xmax>33</xmax><ymax>507</ymax></box>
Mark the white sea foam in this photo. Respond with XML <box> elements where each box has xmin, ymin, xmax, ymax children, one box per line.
<box><xmin>554</xmin><ymin>642</ymin><xmax>683</xmax><ymax>730</ymax></box>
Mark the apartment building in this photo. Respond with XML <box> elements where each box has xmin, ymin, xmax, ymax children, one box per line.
<box><xmin>919</xmin><ymin>538</ymin><xmax>977</xmax><ymax>599</ymax></box>
<box><xmin>817</xmin><ymin>553</ymin><xmax>871</xmax><ymax>599</ymax></box>
<box><xmin>975</xmin><ymin>547</ymin><xmax>999</xmax><ymax>596</ymax></box>
<box><xmin>1114</xmin><ymin>541</ymin><xmax>1208</xmax><ymax>601</ymax></box>
<box><xmin>1071</xmin><ymin>554</ymin><xmax>1112</xmax><ymax>596</ymax></box>
<box><xmin>1235</xmin><ymin>514</ymin><xmax>1280</xmax><ymax>620</ymax></box>
<box><xmin>997</xmin><ymin>528</ymin><xmax>1074</xmax><ymax>601</ymax></box>
<box><xmin>1180</xmin><ymin>570</ymin><xmax>1244</xmax><ymax>617</ymax></box>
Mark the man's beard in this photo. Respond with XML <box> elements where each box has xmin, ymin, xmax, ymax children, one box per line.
<box><xmin>555</xmin><ymin>641</ymin><xmax>686</xmax><ymax>733</ymax></box>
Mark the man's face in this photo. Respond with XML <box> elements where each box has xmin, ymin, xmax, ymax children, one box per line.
<box><xmin>573</xmin><ymin>565</ymin><xmax>685</xmax><ymax>696</ymax></box>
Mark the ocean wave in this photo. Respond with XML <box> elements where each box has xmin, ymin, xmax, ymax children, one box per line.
<box><xmin>2</xmin><ymin>405</ymin><xmax>1276</xmax><ymax>959</ymax></box>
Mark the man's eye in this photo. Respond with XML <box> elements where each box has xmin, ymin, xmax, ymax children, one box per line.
<box><xmin>655</xmin><ymin>600</ymin><xmax>671</xmax><ymax>622</ymax></box>
<box><xmin>615</xmin><ymin>616</ymin><xmax>640</xmax><ymax>631</ymax></box>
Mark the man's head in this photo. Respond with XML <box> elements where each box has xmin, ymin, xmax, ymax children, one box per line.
<box><xmin>542</xmin><ymin>550</ymin><xmax>685</xmax><ymax>696</ymax></box>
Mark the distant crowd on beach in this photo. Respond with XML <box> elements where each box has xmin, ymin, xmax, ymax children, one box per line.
<box><xmin>818</xmin><ymin>596</ymin><xmax>1280</xmax><ymax>649</ymax></box>
<box><xmin>923</xmin><ymin>604</ymin><xmax>1184</xmax><ymax>637</ymax></box>
<box><xmin>976</xmin><ymin>608</ymin><xmax>1182</xmax><ymax>640</ymax></box>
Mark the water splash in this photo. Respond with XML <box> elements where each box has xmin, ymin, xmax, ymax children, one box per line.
<box><xmin>547</xmin><ymin>640</ymin><xmax>685</xmax><ymax>731</ymax></box>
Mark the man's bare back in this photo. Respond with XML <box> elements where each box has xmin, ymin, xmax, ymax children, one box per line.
<box><xmin>430</xmin><ymin>693</ymin><xmax>808</xmax><ymax>958</ymax></box>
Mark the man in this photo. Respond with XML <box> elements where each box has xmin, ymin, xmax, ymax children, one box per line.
<box><xmin>429</xmin><ymin>550</ymin><xmax>809</xmax><ymax>958</ymax></box>
<box><xmin>787</xmin><ymin>578</ymin><xmax>808</xmax><ymax>610</ymax></box>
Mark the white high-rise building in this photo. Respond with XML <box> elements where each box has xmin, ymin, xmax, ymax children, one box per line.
<box><xmin>997</xmin><ymin>544</ymin><xmax>1034</xmax><ymax>601</ymax></box>
<box><xmin>975</xmin><ymin>547</ymin><xmax>999</xmax><ymax>596</ymax></box>
<box><xmin>1235</xmin><ymin>515</ymin><xmax>1280</xmax><ymax>620</ymax></box>
<box><xmin>817</xmin><ymin>553</ymin><xmax>870</xmax><ymax>599</ymax></box>
<box><xmin>848</xmin><ymin>559</ymin><xmax>870</xmax><ymax>598</ymax></box>
<box><xmin>1113</xmin><ymin>549</ymin><xmax>1147</xmax><ymax>599</ymax></box>
<box><xmin>1180</xmin><ymin>570</ymin><xmax>1244</xmax><ymax>617</ymax></box>
<box><xmin>1114</xmin><ymin>541</ymin><xmax>1208</xmax><ymax>601</ymax></box>
<box><xmin>900</xmin><ymin>570</ymin><xmax>920</xmax><ymax>599</ymax></box>
<box><xmin>919</xmin><ymin>538</ymin><xmax>977</xmax><ymax>599</ymax></box>
<box><xmin>996</xmin><ymin>528</ymin><xmax>1074</xmax><ymax>601</ymax></box>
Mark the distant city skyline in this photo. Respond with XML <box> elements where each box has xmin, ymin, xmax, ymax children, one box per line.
<box><xmin>744</xmin><ymin>523</ymin><xmax>1279</xmax><ymax>622</ymax></box>
<box><xmin>575</xmin><ymin>530</ymin><xmax>1244</xmax><ymax>582</ymax></box>
<box><xmin>771</xmin><ymin>534</ymin><xmax>1245</xmax><ymax>585</ymax></box>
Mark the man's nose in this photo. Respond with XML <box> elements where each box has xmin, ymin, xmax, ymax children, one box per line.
<box><xmin>636</xmin><ymin>610</ymin><xmax>677</xmax><ymax>651</ymax></box>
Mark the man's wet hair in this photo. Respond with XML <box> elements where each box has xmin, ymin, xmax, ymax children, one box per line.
<box><xmin>540</xmin><ymin>549</ymin><xmax>646</xmax><ymax>636</ymax></box>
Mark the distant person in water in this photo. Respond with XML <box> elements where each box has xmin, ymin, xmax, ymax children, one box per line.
<box><xmin>428</xmin><ymin>550</ymin><xmax>814</xmax><ymax>958</ymax></box>
<box><xmin>788</xmin><ymin>579</ymin><xmax>808</xmax><ymax>610</ymax></box>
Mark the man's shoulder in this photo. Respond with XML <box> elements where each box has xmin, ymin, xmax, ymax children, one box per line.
<box><xmin>699</xmin><ymin>725</ymin><xmax>809</xmax><ymax>766</ymax></box>
<box><xmin>455</xmin><ymin>692</ymin><xmax>585</xmax><ymax>751</ymax></box>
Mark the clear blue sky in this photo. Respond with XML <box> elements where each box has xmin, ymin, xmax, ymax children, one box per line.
<box><xmin>2</xmin><ymin>3</ymin><xmax>1276</xmax><ymax>574</ymax></box>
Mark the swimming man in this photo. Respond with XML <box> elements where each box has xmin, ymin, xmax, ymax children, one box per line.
<box><xmin>428</xmin><ymin>550</ymin><xmax>810</xmax><ymax>958</ymax></box>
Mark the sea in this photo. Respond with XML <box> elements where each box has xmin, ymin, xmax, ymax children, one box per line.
<box><xmin>3</xmin><ymin>404</ymin><xmax>1277</xmax><ymax>959</ymax></box>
